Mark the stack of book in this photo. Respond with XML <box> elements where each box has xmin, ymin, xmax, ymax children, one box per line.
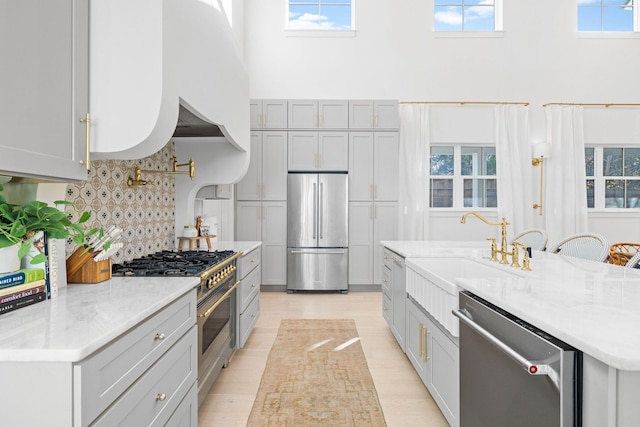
<box><xmin>0</xmin><ymin>230</ymin><xmax>61</xmax><ymax>316</ymax></box>
<box><xmin>0</xmin><ymin>268</ymin><xmax>47</xmax><ymax>315</ymax></box>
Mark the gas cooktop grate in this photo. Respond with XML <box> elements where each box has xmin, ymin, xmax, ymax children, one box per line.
<box><xmin>111</xmin><ymin>250</ymin><xmax>235</xmax><ymax>277</ymax></box>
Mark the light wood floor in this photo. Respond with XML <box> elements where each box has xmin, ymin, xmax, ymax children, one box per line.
<box><xmin>198</xmin><ymin>291</ymin><xmax>449</xmax><ymax>426</ymax></box>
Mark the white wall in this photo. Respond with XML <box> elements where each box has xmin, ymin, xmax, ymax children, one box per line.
<box><xmin>243</xmin><ymin>0</ymin><xmax>640</xmax><ymax>245</ymax></box>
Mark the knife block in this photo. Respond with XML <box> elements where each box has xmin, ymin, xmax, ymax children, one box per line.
<box><xmin>66</xmin><ymin>247</ymin><xmax>112</xmax><ymax>284</ymax></box>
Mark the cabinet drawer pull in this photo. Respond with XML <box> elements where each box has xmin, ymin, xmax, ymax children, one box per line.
<box><xmin>251</xmin><ymin>283</ymin><xmax>257</xmax><ymax>288</ymax></box>
<box><xmin>156</xmin><ymin>393</ymin><xmax>166</xmax><ymax>401</ymax></box>
<box><xmin>154</xmin><ymin>333</ymin><xmax>165</xmax><ymax>341</ymax></box>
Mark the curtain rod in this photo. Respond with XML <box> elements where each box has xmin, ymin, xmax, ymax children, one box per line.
<box><xmin>399</xmin><ymin>101</ymin><xmax>530</xmax><ymax>106</ymax></box>
<box><xmin>542</xmin><ymin>102</ymin><xmax>640</xmax><ymax>107</ymax></box>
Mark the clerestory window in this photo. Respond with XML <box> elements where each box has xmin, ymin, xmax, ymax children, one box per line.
<box><xmin>434</xmin><ymin>0</ymin><xmax>503</xmax><ymax>32</ymax></box>
<box><xmin>287</xmin><ymin>0</ymin><xmax>353</xmax><ymax>30</ymax></box>
<box><xmin>578</xmin><ymin>0</ymin><xmax>637</xmax><ymax>32</ymax></box>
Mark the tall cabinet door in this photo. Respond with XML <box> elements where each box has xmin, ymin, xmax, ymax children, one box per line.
<box><xmin>348</xmin><ymin>133</ymin><xmax>374</xmax><ymax>201</ymax></box>
<box><xmin>0</xmin><ymin>0</ymin><xmax>89</xmax><ymax>181</ymax></box>
<box><xmin>236</xmin><ymin>132</ymin><xmax>262</xmax><ymax>200</ymax></box>
<box><xmin>262</xmin><ymin>131</ymin><xmax>288</xmax><ymax>201</ymax></box>
<box><xmin>287</xmin><ymin>132</ymin><xmax>318</xmax><ymax>171</ymax></box>
<box><xmin>348</xmin><ymin>202</ymin><xmax>374</xmax><ymax>284</ymax></box>
<box><xmin>236</xmin><ymin>202</ymin><xmax>262</xmax><ymax>241</ymax></box>
<box><xmin>319</xmin><ymin>132</ymin><xmax>348</xmax><ymax>171</ymax></box>
<box><xmin>374</xmin><ymin>132</ymin><xmax>399</xmax><ymax>201</ymax></box>
<box><xmin>261</xmin><ymin>202</ymin><xmax>287</xmax><ymax>285</ymax></box>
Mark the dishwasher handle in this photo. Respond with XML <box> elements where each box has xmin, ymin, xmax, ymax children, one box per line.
<box><xmin>453</xmin><ymin>309</ymin><xmax>559</xmax><ymax>389</ymax></box>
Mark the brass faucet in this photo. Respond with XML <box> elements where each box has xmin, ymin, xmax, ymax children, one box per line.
<box><xmin>461</xmin><ymin>211</ymin><xmax>512</xmax><ymax>265</ymax></box>
<box><xmin>127</xmin><ymin>167</ymin><xmax>155</xmax><ymax>186</ymax></box>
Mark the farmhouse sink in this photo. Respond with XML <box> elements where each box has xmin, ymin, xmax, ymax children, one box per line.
<box><xmin>406</xmin><ymin>257</ymin><xmax>527</xmax><ymax>337</ymax></box>
<box><xmin>414</xmin><ymin>257</ymin><xmax>526</xmax><ymax>291</ymax></box>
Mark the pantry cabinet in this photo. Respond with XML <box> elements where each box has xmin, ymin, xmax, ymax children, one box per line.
<box><xmin>349</xmin><ymin>132</ymin><xmax>399</xmax><ymax>202</ymax></box>
<box><xmin>348</xmin><ymin>202</ymin><xmax>398</xmax><ymax>286</ymax></box>
<box><xmin>288</xmin><ymin>100</ymin><xmax>349</xmax><ymax>129</ymax></box>
<box><xmin>250</xmin><ymin>100</ymin><xmax>288</xmax><ymax>129</ymax></box>
<box><xmin>348</xmin><ymin>100</ymin><xmax>399</xmax><ymax>129</ymax></box>
<box><xmin>288</xmin><ymin>131</ymin><xmax>349</xmax><ymax>171</ymax></box>
<box><xmin>236</xmin><ymin>202</ymin><xmax>287</xmax><ymax>286</ymax></box>
<box><xmin>0</xmin><ymin>0</ymin><xmax>90</xmax><ymax>181</ymax></box>
<box><xmin>236</xmin><ymin>131</ymin><xmax>287</xmax><ymax>201</ymax></box>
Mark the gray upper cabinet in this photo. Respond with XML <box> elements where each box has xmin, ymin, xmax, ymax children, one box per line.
<box><xmin>349</xmin><ymin>100</ymin><xmax>399</xmax><ymax>129</ymax></box>
<box><xmin>0</xmin><ymin>0</ymin><xmax>90</xmax><ymax>181</ymax></box>
<box><xmin>288</xmin><ymin>100</ymin><xmax>349</xmax><ymax>129</ymax></box>
<box><xmin>250</xmin><ymin>100</ymin><xmax>288</xmax><ymax>129</ymax></box>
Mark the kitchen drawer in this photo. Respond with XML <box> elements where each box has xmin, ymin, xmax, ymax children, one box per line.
<box><xmin>75</xmin><ymin>290</ymin><xmax>196</xmax><ymax>426</ymax></box>
<box><xmin>381</xmin><ymin>266</ymin><xmax>391</xmax><ymax>297</ymax></box>
<box><xmin>383</xmin><ymin>248</ymin><xmax>393</xmax><ymax>270</ymax></box>
<box><xmin>382</xmin><ymin>292</ymin><xmax>392</xmax><ymax>326</ymax></box>
<box><xmin>239</xmin><ymin>293</ymin><xmax>260</xmax><ymax>348</ymax></box>
<box><xmin>238</xmin><ymin>247</ymin><xmax>261</xmax><ymax>279</ymax></box>
<box><xmin>239</xmin><ymin>266</ymin><xmax>261</xmax><ymax>313</ymax></box>
<box><xmin>166</xmin><ymin>381</ymin><xmax>197</xmax><ymax>427</ymax></box>
<box><xmin>92</xmin><ymin>326</ymin><xmax>197</xmax><ymax>427</ymax></box>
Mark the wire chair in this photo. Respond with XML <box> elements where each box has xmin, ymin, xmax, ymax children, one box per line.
<box><xmin>625</xmin><ymin>251</ymin><xmax>640</xmax><ymax>268</ymax></box>
<box><xmin>609</xmin><ymin>243</ymin><xmax>640</xmax><ymax>266</ymax></box>
<box><xmin>548</xmin><ymin>233</ymin><xmax>610</xmax><ymax>262</ymax></box>
<box><xmin>509</xmin><ymin>229</ymin><xmax>548</xmax><ymax>251</ymax></box>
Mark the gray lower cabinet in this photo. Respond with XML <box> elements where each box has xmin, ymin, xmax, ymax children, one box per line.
<box><xmin>406</xmin><ymin>298</ymin><xmax>459</xmax><ymax>427</ymax></box>
<box><xmin>382</xmin><ymin>248</ymin><xmax>406</xmax><ymax>351</ymax></box>
<box><xmin>236</xmin><ymin>246</ymin><xmax>261</xmax><ymax>348</ymax></box>
<box><xmin>0</xmin><ymin>290</ymin><xmax>198</xmax><ymax>426</ymax></box>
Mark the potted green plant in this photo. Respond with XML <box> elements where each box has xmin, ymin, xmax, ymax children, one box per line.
<box><xmin>0</xmin><ymin>184</ymin><xmax>100</xmax><ymax>273</ymax></box>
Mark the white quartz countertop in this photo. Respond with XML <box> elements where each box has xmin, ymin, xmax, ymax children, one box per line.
<box><xmin>381</xmin><ymin>240</ymin><xmax>489</xmax><ymax>258</ymax></box>
<box><xmin>0</xmin><ymin>243</ymin><xmax>260</xmax><ymax>363</ymax></box>
<box><xmin>216</xmin><ymin>241</ymin><xmax>261</xmax><ymax>254</ymax></box>
<box><xmin>383</xmin><ymin>240</ymin><xmax>640</xmax><ymax>371</ymax></box>
<box><xmin>0</xmin><ymin>277</ymin><xmax>198</xmax><ymax>363</ymax></box>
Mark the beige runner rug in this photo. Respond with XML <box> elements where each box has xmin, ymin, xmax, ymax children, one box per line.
<box><xmin>247</xmin><ymin>319</ymin><xmax>387</xmax><ymax>427</ymax></box>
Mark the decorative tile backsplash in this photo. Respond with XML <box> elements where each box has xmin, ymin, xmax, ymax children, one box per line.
<box><xmin>64</xmin><ymin>142</ymin><xmax>177</xmax><ymax>263</ymax></box>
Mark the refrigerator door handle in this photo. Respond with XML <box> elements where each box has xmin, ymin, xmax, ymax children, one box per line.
<box><xmin>313</xmin><ymin>182</ymin><xmax>317</xmax><ymax>239</ymax></box>
<box><xmin>290</xmin><ymin>250</ymin><xmax>347</xmax><ymax>255</ymax></box>
<box><xmin>319</xmin><ymin>182</ymin><xmax>324</xmax><ymax>239</ymax></box>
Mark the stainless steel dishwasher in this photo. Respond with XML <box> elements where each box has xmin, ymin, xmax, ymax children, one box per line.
<box><xmin>453</xmin><ymin>291</ymin><xmax>582</xmax><ymax>427</ymax></box>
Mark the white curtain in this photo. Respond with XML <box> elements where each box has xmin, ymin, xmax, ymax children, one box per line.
<box><xmin>495</xmin><ymin>104</ymin><xmax>534</xmax><ymax>237</ymax></box>
<box><xmin>544</xmin><ymin>105</ymin><xmax>588</xmax><ymax>246</ymax></box>
<box><xmin>398</xmin><ymin>104</ymin><xmax>430</xmax><ymax>240</ymax></box>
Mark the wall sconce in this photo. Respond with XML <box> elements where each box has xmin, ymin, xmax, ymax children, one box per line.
<box><xmin>127</xmin><ymin>157</ymin><xmax>195</xmax><ymax>186</ymax></box>
<box><xmin>531</xmin><ymin>142</ymin><xmax>551</xmax><ymax>216</ymax></box>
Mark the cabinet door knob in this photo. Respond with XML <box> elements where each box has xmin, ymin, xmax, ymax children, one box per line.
<box><xmin>156</xmin><ymin>393</ymin><xmax>167</xmax><ymax>401</ymax></box>
<box><xmin>154</xmin><ymin>333</ymin><xmax>165</xmax><ymax>341</ymax></box>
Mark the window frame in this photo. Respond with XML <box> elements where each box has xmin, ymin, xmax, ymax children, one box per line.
<box><xmin>586</xmin><ymin>145</ymin><xmax>640</xmax><ymax>210</ymax></box>
<box><xmin>432</xmin><ymin>0</ymin><xmax>504</xmax><ymax>35</ymax></box>
<box><xmin>577</xmin><ymin>0</ymin><xmax>640</xmax><ymax>35</ymax></box>
<box><xmin>285</xmin><ymin>0</ymin><xmax>356</xmax><ymax>36</ymax></box>
<box><xmin>429</xmin><ymin>144</ymin><xmax>499</xmax><ymax>210</ymax></box>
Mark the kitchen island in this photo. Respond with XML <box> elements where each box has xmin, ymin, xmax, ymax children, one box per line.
<box><xmin>383</xmin><ymin>240</ymin><xmax>640</xmax><ymax>427</ymax></box>
<box><xmin>0</xmin><ymin>276</ymin><xmax>199</xmax><ymax>426</ymax></box>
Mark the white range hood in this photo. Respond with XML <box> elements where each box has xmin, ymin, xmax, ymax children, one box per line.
<box><xmin>90</xmin><ymin>0</ymin><xmax>250</xmax><ymax>166</ymax></box>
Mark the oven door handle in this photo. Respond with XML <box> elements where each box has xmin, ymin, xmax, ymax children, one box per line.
<box><xmin>452</xmin><ymin>308</ymin><xmax>559</xmax><ymax>389</ymax></box>
<box><xmin>198</xmin><ymin>281</ymin><xmax>240</xmax><ymax>320</ymax></box>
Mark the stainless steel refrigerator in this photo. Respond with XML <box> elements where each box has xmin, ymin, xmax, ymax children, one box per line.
<box><xmin>287</xmin><ymin>172</ymin><xmax>348</xmax><ymax>292</ymax></box>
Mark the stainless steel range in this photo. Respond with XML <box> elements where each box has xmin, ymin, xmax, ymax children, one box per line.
<box><xmin>112</xmin><ymin>250</ymin><xmax>242</xmax><ymax>406</ymax></box>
